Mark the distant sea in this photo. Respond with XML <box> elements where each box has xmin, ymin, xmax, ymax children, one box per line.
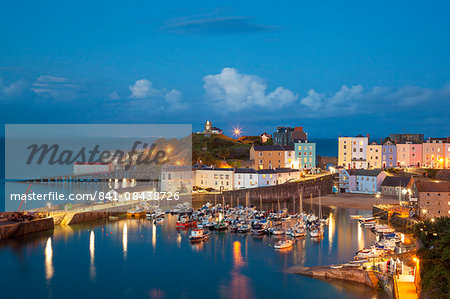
<box><xmin>309</xmin><ymin>138</ymin><xmax>338</xmax><ymax>157</ymax></box>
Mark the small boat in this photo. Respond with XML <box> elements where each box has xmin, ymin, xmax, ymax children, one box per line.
<box><xmin>287</xmin><ymin>227</ymin><xmax>305</xmax><ymax>237</ymax></box>
<box><xmin>237</xmin><ymin>224</ymin><xmax>250</xmax><ymax>233</ymax></box>
<box><xmin>310</xmin><ymin>225</ymin><xmax>324</xmax><ymax>238</ymax></box>
<box><xmin>330</xmin><ymin>265</ymin><xmax>343</xmax><ymax>269</ymax></box>
<box><xmin>205</xmin><ymin>222</ymin><xmax>217</xmax><ymax>231</ymax></box>
<box><xmin>109</xmin><ymin>216</ymin><xmax>119</xmax><ymax>220</ymax></box>
<box><xmin>215</xmin><ymin>222</ymin><xmax>228</xmax><ymax>231</ymax></box>
<box><xmin>274</xmin><ymin>239</ymin><xmax>293</xmax><ymax>249</ymax></box>
<box><xmin>176</xmin><ymin>219</ymin><xmax>196</xmax><ymax>228</ymax></box>
<box><xmin>272</xmin><ymin>228</ymin><xmax>285</xmax><ymax>235</ymax></box>
<box><xmin>189</xmin><ymin>229</ymin><xmax>210</xmax><ymax>242</ymax></box>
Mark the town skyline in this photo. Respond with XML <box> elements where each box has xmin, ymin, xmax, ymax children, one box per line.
<box><xmin>1</xmin><ymin>1</ymin><xmax>449</xmax><ymax>137</ymax></box>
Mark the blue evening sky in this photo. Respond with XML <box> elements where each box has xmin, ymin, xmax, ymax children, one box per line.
<box><xmin>0</xmin><ymin>0</ymin><xmax>449</xmax><ymax>138</ymax></box>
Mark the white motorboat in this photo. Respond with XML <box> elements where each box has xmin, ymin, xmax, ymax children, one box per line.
<box><xmin>274</xmin><ymin>239</ymin><xmax>293</xmax><ymax>249</ymax></box>
<box><xmin>189</xmin><ymin>229</ymin><xmax>210</xmax><ymax>242</ymax></box>
<box><xmin>272</xmin><ymin>228</ymin><xmax>286</xmax><ymax>235</ymax></box>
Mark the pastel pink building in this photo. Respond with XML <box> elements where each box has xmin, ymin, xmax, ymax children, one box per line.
<box><xmin>422</xmin><ymin>140</ymin><xmax>445</xmax><ymax>168</ymax></box>
<box><xmin>396</xmin><ymin>143</ymin><xmax>422</xmax><ymax>167</ymax></box>
<box><xmin>445</xmin><ymin>143</ymin><xmax>450</xmax><ymax>169</ymax></box>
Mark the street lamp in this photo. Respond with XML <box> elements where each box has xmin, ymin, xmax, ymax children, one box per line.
<box><xmin>233</xmin><ymin>127</ymin><xmax>242</xmax><ymax>140</ymax></box>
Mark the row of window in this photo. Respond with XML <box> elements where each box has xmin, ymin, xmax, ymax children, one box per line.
<box><xmin>297</xmin><ymin>151</ymin><xmax>313</xmax><ymax>156</ymax></box>
<box><xmin>297</xmin><ymin>146</ymin><xmax>313</xmax><ymax>150</ymax></box>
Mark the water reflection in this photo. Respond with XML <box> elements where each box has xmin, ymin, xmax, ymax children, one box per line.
<box><xmin>0</xmin><ymin>207</ymin><xmax>385</xmax><ymax>298</ymax></box>
<box><xmin>123</xmin><ymin>222</ymin><xmax>128</xmax><ymax>259</ymax></box>
<box><xmin>89</xmin><ymin>230</ymin><xmax>96</xmax><ymax>280</ymax></box>
<box><xmin>357</xmin><ymin>221</ymin><xmax>364</xmax><ymax>250</ymax></box>
<box><xmin>229</xmin><ymin>241</ymin><xmax>252</xmax><ymax>299</ymax></box>
<box><xmin>328</xmin><ymin>209</ymin><xmax>335</xmax><ymax>252</ymax></box>
<box><xmin>44</xmin><ymin>237</ymin><xmax>54</xmax><ymax>281</ymax></box>
<box><xmin>152</xmin><ymin>224</ymin><xmax>156</xmax><ymax>249</ymax></box>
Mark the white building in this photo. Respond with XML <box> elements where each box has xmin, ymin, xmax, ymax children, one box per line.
<box><xmin>195</xmin><ymin>168</ymin><xmax>234</xmax><ymax>191</ymax></box>
<box><xmin>160</xmin><ymin>165</ymin><xmax>193</xmax><ymax>193</ymax></box>
<box><xmin>73</xmin><ymin>162</ymin><xmax>114</xmax><ymax>174</ymax></box>
<box><xmin>274</xmin><ymin>168</ymin><xmax>301</xmax><ymax>184</ymax></box>
<box><xmin>338</xmin><ymin>136</ymin><xmax>368</xmax><ymax>169</ymax></box>
<box><xmin>234</xmin><ymin>168</ymin><xmax>259</xmax><ymax>189</ymax></box>
<box><xmin>257</xmin><ymin>169</ymin><xmax>277</xmax><ymax>187</ymax></box>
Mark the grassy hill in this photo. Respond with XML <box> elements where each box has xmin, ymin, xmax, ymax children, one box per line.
<box><xmin>192</xmin><ymin>133</ymin><xmax>251</xmax><ymax>166</ymax></box>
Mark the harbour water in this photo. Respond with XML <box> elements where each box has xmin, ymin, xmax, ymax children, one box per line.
<box><xmin>0</xmin><ymin>207</ymin><xmax>388</xmax><ymax>298</ymax></box>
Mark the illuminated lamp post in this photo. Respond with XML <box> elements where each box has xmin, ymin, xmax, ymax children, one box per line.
<box><xmin>233</xmin><ymin>127</ymin><xmax>242</xmax><ymax>140</ymax></box>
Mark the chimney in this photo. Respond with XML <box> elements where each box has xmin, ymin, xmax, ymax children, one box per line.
<box><xmin>367</xmin><ymin>133</ymin><xmax>370</xmax><ymax>141</ymax></box>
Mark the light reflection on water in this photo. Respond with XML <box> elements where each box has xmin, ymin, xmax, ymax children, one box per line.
<box><xmin>0</xmin><ymin>207</ymin><xmax>388</xmax><ymax>299</ymax></box>
<box><xmin>44</xmin><ymin>237</ymin><xmax>53</xmax><ymax>281</ymax></box>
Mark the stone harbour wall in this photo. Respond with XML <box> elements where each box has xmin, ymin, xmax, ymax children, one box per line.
<box><xmin>0</xmin><ymin>218</ymin><xmax>54</xmax><ymax>240</ymax></box>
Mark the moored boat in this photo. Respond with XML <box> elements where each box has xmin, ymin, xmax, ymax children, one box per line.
<box><xmin>189</xmin><ymin>229</ymin><xmax>210</xmax><ymax>242</ymax></box>
<box><xmin>274</xmin><ymin>239</ymin><xmax>293</xmax><ymax>249</ymax></box>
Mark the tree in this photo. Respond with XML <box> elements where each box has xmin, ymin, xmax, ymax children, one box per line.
<box><xmin>217</xmin><ymin>148</ymin><xmax>230</xmax><ymax>160</ymax></box>
<box><xmin>414</xmin><ymin>217</ymin><xmax>450</xmax><ymax>298</ymax></box>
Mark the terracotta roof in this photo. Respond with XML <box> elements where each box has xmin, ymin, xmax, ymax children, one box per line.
<box><xmin>416</xmin><ymin>181</ymin><xmax>450</xmax><ymax>192</ymax></box>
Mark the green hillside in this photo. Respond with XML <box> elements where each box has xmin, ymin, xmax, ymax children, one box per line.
<box><xmin>192</xmin><ymin>133</ymin><xmax>251</xmax><ymax>165</ymax></box>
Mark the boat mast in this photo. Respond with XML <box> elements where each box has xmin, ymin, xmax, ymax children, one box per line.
<box><xmin>319</xmin><ymin>189</ymin><xmax>322</xmax><ymax>220</ymax></box>
<box><xmin>299</xmin><ymin>188</ymin><xmax>303</xmax><ymax>215</ymax></box>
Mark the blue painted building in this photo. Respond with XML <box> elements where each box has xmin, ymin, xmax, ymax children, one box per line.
<box><xmin>294</xmin><ymin>142</ymin><xmax>316</xmax><ymax>169</ymax></box>
<box><xmin>381</xmin><ymin>140</ymin><xmax>397</xmax><ymax>168</ymax></box>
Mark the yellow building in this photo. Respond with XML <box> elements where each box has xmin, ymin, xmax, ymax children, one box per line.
<box><xmin>338</xmin><ymin>136</ymin><xmax>368</xmax><ymax>169</ymax></box>
<box><xmin>367</xmin><ymin>142</ymin><xmax>382</xmax><ymax>169</ymax></box>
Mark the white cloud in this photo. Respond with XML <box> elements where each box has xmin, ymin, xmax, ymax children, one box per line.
<box><xmin>297</xmin><ymin>83</ymin><xmax>447</xmax><ymax>118</ymax></box>
<box><xmin>0</xmin><ymin>78</ymin><xmax>27</xmax><ymax>98</ymax></box>
<box><xmin>164</xmin><ymin>89</ymin><xmax>188</xmax><ymax>110</ymax></box>
<box><xmin>31</xmin><ymin>75</ymin><xmax>77</xmax><ymax>100</ymax></box>
<box><xmin>128</xmin><ymin>79</ymin><xmax>160</xmax><ymax>99</ymax></box>
<box><xmin>127</xmin><ymin>79</ymin><xmax>188</xmax><ymax>110</ymax></box>
<box><xmin>203</xmin><ymin>68</ymin><xmax>297</xmax><ymax>110</ymax></box>
<box><xmin>300</xmin><ymin>89</ymin><xmax>325</xmax><ymax>110</ymax></box>
<box><xmin>109</xmin><ymin>91</ymin><xmax>120</xmax><ymax>100</ymax></box>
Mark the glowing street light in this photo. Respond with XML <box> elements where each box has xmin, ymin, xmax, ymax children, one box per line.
<box><xmin>233</xmin><ymin>127</ymin><xmax>242</xmax><ymax>139</ymax></box>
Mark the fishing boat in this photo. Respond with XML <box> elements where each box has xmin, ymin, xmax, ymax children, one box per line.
<box><xmin>189</xmin><ymin>229</ymin><xmax>210</xmax><ymax>242</ymax></box>
<box><xmin>176</xmin><ymin>219</ymin><xmax>196</xmax><ymax>228</ymax></box>
<box><xmin>274</xmin><ymin>239</ymin><xmax>293</xmax><ymax>249</ymax></box>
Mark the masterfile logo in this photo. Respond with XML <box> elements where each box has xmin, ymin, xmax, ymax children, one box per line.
<box><xmin>4</xmin><ymin>124</ymin><xmax>192</xmax><ymax>212</ymax></box>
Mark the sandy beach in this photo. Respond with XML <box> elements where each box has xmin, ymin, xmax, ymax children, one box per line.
<box><xmin>305</xmin><ymin>193</ymin><xmax>400</xmax><ymax>210</ymax></box>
